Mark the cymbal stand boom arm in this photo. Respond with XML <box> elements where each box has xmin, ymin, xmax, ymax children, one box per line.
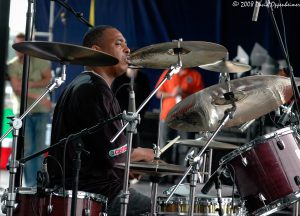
<box><xmin>110</xmin><ymin>64</ymin><xmax>181</xmax><ymax>143</ymax></box>
<box><xmin>0</xmin><ymin>64</ymin><xmax>66</xmax><ymax>216</ymax></box>
<box><xmin>165</xmin><ymin>103</ymin><xmax>236</xmax><ymax>216</ymax></box>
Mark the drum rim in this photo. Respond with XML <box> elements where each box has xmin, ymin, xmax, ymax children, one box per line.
<box><xmin>251</xmin><ymin>190</ymin><xmax>300</xmax><ymax>216</ymax></box>
<box><xmin>219</xmin><ymin>127</ymin><xmax>295</xmax><ymax>165</ymax></box>
<box><xmin>14</xmin><ymin>187</ymin><xmax>107</xmax><ymax>203</ymax></box>
<box><xmin>54</xmin><ymin>189</ymin><xmax>108</xmax><ymax>202</ymax></box>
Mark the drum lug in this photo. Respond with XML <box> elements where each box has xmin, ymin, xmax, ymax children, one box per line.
<box><xmin>276</xmin><ymin>140</ymin><xmax>285</xmax><ymax>150</ymax></box>
<box><xmin>84</xmin><ymin>208</ymin><xmax>90</xmax><ymax>216</ymax></box>
<box><xmin>258</xmin><ymin>193</ymin><xmax>266</xmax><ymax>206</ymax></box>
<box><xmin>47</xmin><ymin>204</ymin><xmax>53</xmax><ymax>214</ymax></box>
<box><xmin>48</xmin><ymin>192</ymin><xmax>53</xmax><ymax>214</ymax></box>
<box><xmin>294</xmin><ymin>176</ymin><xmax>300</xmax><ymax>186</ymax></box>
<box><xmin>241</xmin><ymin>156</ymin><xmax>248</xmax><ymax>167</ymax></box>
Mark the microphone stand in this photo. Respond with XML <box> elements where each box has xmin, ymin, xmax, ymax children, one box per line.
<box><xmin>0</xmin><ymin>64</ymin><xmax>66</xmax><ymax>216</ymax></box>
<box><xmin>51</xmin><ymin>0</ymin><xmax>93</xmax><ymax>28</ymax></box>
<box><xmin>116</xmin><ymin>40</ymin><xmax>183</xmax><ymax>216</ymax></box>
<box><xmin>15</xmin><ymin>0</ymin><xmax>35</xmax><ymax>189</ymax></box>
<box><xmin>165</xmin><ymin>93</ymin><xmax>236</xmax><ymax>216</ymax></box>
<box><xmin>264</xmin><ymin>0</ymin><xmax>300</xmax><ymax>120</ymax></box>
<box><xmin>9</xmin><ymin>114</ymin><xmax>120</xmax><ymax>216</ymax></box>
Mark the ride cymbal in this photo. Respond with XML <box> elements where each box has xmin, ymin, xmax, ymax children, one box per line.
<box><xmin>167</xmin><ymin>75</ymin><xmax>293</xmax><ymax>132</ymax></box>
<box><xmin>199</xmin><ymin>60</ymin><xmax>252</xmax><ymax>73</ymax></box>
<box><xmin>114</xmin><ymin>160</ymin><xmax>185</xmax><ymax>177</ymax></box>
<box><xmin>175</xmin><ymin>139</ymin><xmax>238</xmax><ymax>150</ymax></box>
<box><xmin>130</xmin><ymin>41</ymin><xmax>227</xmax><ymax>69</ymax></box>
<box><xmin>13</xmin><ymin>41</ymin><xmax>119</xmax><ymax>66</ymax></box>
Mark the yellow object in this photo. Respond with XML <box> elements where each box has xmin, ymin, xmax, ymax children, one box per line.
<box><xmin>89</xmin><ymin>0</ymin><xmax>95</xmax><ymax>27</ymax></box>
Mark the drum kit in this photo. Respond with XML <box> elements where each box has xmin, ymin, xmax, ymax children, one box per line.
<box><xmin>0</xmin><ymin>38</ymin><xmax>299</xmax><ymax>216</ymax></box>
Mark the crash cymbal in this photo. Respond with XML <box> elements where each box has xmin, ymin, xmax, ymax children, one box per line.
<box><xmin>130</xmin><ymin>41</ymin><xmax>227</xmax><ymax>69</ymax></box>
<box><xmin>176</xmin><ymin>139</ymin><xmax>238</xmax><ymax>150</ymax></box>
<box><xmin>13</xmin><ymin>41</ymin><xmax>119</xmax><ymax>66</ymax></box>
<box><xmin>167</xmin><ymin>75</ymin><xmax>293</xmax><ymax>132</ymax></box>
<box><xmin>199</xmin><ymin>60</ymin><xmax>251</xmax><ymax>73</ymax></box>
<box><xmin>114</xmin><ymin>160</ymin><xmax>185</xmax><ymax>177</ymax></box>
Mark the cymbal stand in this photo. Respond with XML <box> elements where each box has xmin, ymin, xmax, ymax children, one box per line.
<box><xmin>150</xmin><ymin>136</ymin><xmax>180</xmax><ymax>216</ymax></box>
<box><xmin>0</xmin><ymin>64</ymin><xmax>66</xmax><ymax>216</ymax></box>
<box><xmin>112</xmin><ymin>41</ymin><xmax>183</xmax><ymax>216</ymax></box>
<box><xmin>165</xmin><ymin>94</ymin><xmax>236</xmax><ymax>216</ymax></box>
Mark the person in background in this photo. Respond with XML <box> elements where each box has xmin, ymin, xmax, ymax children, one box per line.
<box><xmin>156</xmin><ymin>67</ymin><xmax>204</xmax><ymax>181</ymax></box>
<box><xmin>7</xmin><ymin>32</ymin><xmax>52</xmax><ymax>186</ymax></box>
<box><xmin>48</xmin><ymin>25</ymin><xmax>154</xmax><ymax>216</ymax></box>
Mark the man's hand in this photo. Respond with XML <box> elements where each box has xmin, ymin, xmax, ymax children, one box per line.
<box><xmin>131</xmin><ymin>147</ymin><xmax>154</xmax><ymax>162</ymax></box>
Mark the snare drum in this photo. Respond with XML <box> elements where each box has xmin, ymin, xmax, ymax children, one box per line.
<box><xmin>157</xmin><ymin>195</ymin><xmax>242</xmax><ymax>215</ymax></box>
<box><xmin>9</xmin><ymin>187</ymin><xmax>107</xmax><ymax>216</ymax></box>
<box><xmin>220</xmin><ymin>127</ymin><xmax>300</xmax><ymax>215</ymax></box>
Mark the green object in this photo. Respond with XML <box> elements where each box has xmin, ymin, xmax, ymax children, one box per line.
<box><xmin>2</xmin><ymin>108</ymin><xmax>14</xmax><ymax>139</ymax></box>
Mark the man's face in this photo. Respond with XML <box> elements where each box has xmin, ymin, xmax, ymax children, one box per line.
<box><xmin>94</xmin><ymin>28</ymin><xmax>130</xmax><ymax>77</ymax></box>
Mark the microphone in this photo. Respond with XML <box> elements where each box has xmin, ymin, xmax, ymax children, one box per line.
<box><xmin>239</xmin><ymin>119</ymin><xmax>256</xmax><ymax>132</ymax></box>
<box><xmin>278</xmin><ymin>101</ymin><xmax>294</xmax><ymax>126</ymax></box>
<box><xmin>128</xmin><ymin>76</ymin><xmax>136</xmax><ymax>113</ymax></box>
<box><xmin>201</xmin><ymin>165</ymin><xmax>228</xmax><ymax>194</ymax></box>
<box><xmin>252</xmin><ymin>0</ymin><xmax>262</xmax><ymax>22</ymax></box>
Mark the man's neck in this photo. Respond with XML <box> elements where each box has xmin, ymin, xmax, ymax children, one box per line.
<box><xmin>87</xmin><ymin>67</ymin><xmax>114</xmax><ymax>87</ymax></box>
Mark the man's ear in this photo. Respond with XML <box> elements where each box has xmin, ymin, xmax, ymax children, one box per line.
<box><xmin>91</xmin><ymin>44</ymin><xmax>101</xmax><ymax>51</ymax></box>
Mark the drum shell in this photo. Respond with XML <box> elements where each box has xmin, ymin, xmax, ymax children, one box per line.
<box><xmin>12</xmin><ymin>188</ymin><xmax>107</xmax><ymax>216</ymax></box>
<box><xmin>221</xmin><ymin>127</ymin><xmax>300</xmax><ymax>214</ymax></box>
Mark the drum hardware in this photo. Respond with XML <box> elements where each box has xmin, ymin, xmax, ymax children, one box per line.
<box><xmin>47</xmin><ymin>192</ymin><xmax>53</xmax><ymax>214</ymax></box>
<box><xmin>238</xmin><ymin>119</ymin><xmax>256</xmax><ymax>133</ymax></box>
<box><xmin>165</xmin><ymin>93</ymin><xmax>237</xmax><ymax>216</ymax></box>
<box><xmin>220</xmin><ymin>127</ymin><xmax>300</xmax><ymax>215</ymax></box>
<box><xmin>151</xmin><ymin>136</ymin><xmax>181</xmax><ymax>216</ymax></box>
<box><xmin>278</xmin><ymin>100</ymin><xmax>295</xmax><ymax>126</ymax></box>
<box><xmin>240</xmin><ymin>155</ymin><xmax>248</xmax><ymax>167</ymax></box>
<box><xmin>129</xmin><ymin>40</ymin><xmax>228</xmax><ymax>69</ymax></box>
<box><xmin>258</xmin><ymin>193</ymin><xmax>267</xmax><ymax>206</ymax></box>
<box><xmin>111</xmin><ymin>39</ymin><xmax>187</xmax><ymax>216</ymax></box>
<box><xmin>166</xmin><ymin>75</ymin><xmax>294</xmax><ymax>132</ymax></box>
<box><xmin>0</xmin><ymin>41</ymin><xmax>118</xmax><ymax>216</ymax></box>
<box><xmin>0</xmin><ymin>64</ymin><xmax>67</xmax><ymax>216</ymax></box>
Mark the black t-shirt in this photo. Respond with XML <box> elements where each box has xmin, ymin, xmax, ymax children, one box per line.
<box><xmin>48</xmin><ymin>71</ymin><xmax>128</xmax><ymax>201</ymax></box>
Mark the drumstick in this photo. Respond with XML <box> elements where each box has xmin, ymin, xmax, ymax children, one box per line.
<box><xmin>159</xmin><ymin>135</ymin><xmax>180</xmax><ymax>157</ymax></box>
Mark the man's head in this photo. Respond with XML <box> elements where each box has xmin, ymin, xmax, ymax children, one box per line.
<box><xmin>14</xmin><ymin>33</ymin><xmax>25</xmax><ymax>59</ymax></box>
<box><xmin>83</xmin><ymin>25</ymin><xmax>130</xmax><ymax>78</ymax></box>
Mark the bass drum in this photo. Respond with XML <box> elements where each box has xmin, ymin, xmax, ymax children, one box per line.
<box><xmin>220</xmin><ymin>127</ymin><xmax>300</xmax><ymax>215</ymax></box>
<box><xmin>9</xmin><ymin>187</ymin><xmax>107</xmax><ymax>216</ymax></box>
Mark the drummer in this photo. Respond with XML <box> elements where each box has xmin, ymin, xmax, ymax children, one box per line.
<box><xmin>155</xmin><ymin>67</ymin><xmax>204</xmax><ymax>181</ymax></box>
<box><xmin>48</xmin><ymin>25</ymin><xmax>154</xmax><ymax>216</ymax></box>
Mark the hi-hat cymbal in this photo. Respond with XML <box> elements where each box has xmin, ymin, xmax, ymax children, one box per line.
<box><xmin>13</xmin><ymin>41</ymin><xmax>119</xmax><ymax>66</ymax></box>
<box><xmin>199</xmin><ymin>60</ymin><xmax>251</xmax><ymax>73</ymax></box>
<box><xmin>129</xmin><ymin>41</ymin><xmax>228</xmax><ymax>69</ymax></box>
<box><xmin>167</xmin><ymin>75</ymin><xmax>293</xmax><ymax>132</ymax></box>
<box><xmin>176</xmin><ymin>139</ymin><xmax>238</xmax><ymax>150</ymax></box>
<box><xmin>114</xmin><ymin>160</ymin><xmax>185</xmax><ymax>177</ymax></box>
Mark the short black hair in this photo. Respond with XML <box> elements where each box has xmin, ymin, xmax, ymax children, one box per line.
<box><xmin>82</xmin><ymin>25</ymin><xmax>115</xmax><ymax>48</ymax></box>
